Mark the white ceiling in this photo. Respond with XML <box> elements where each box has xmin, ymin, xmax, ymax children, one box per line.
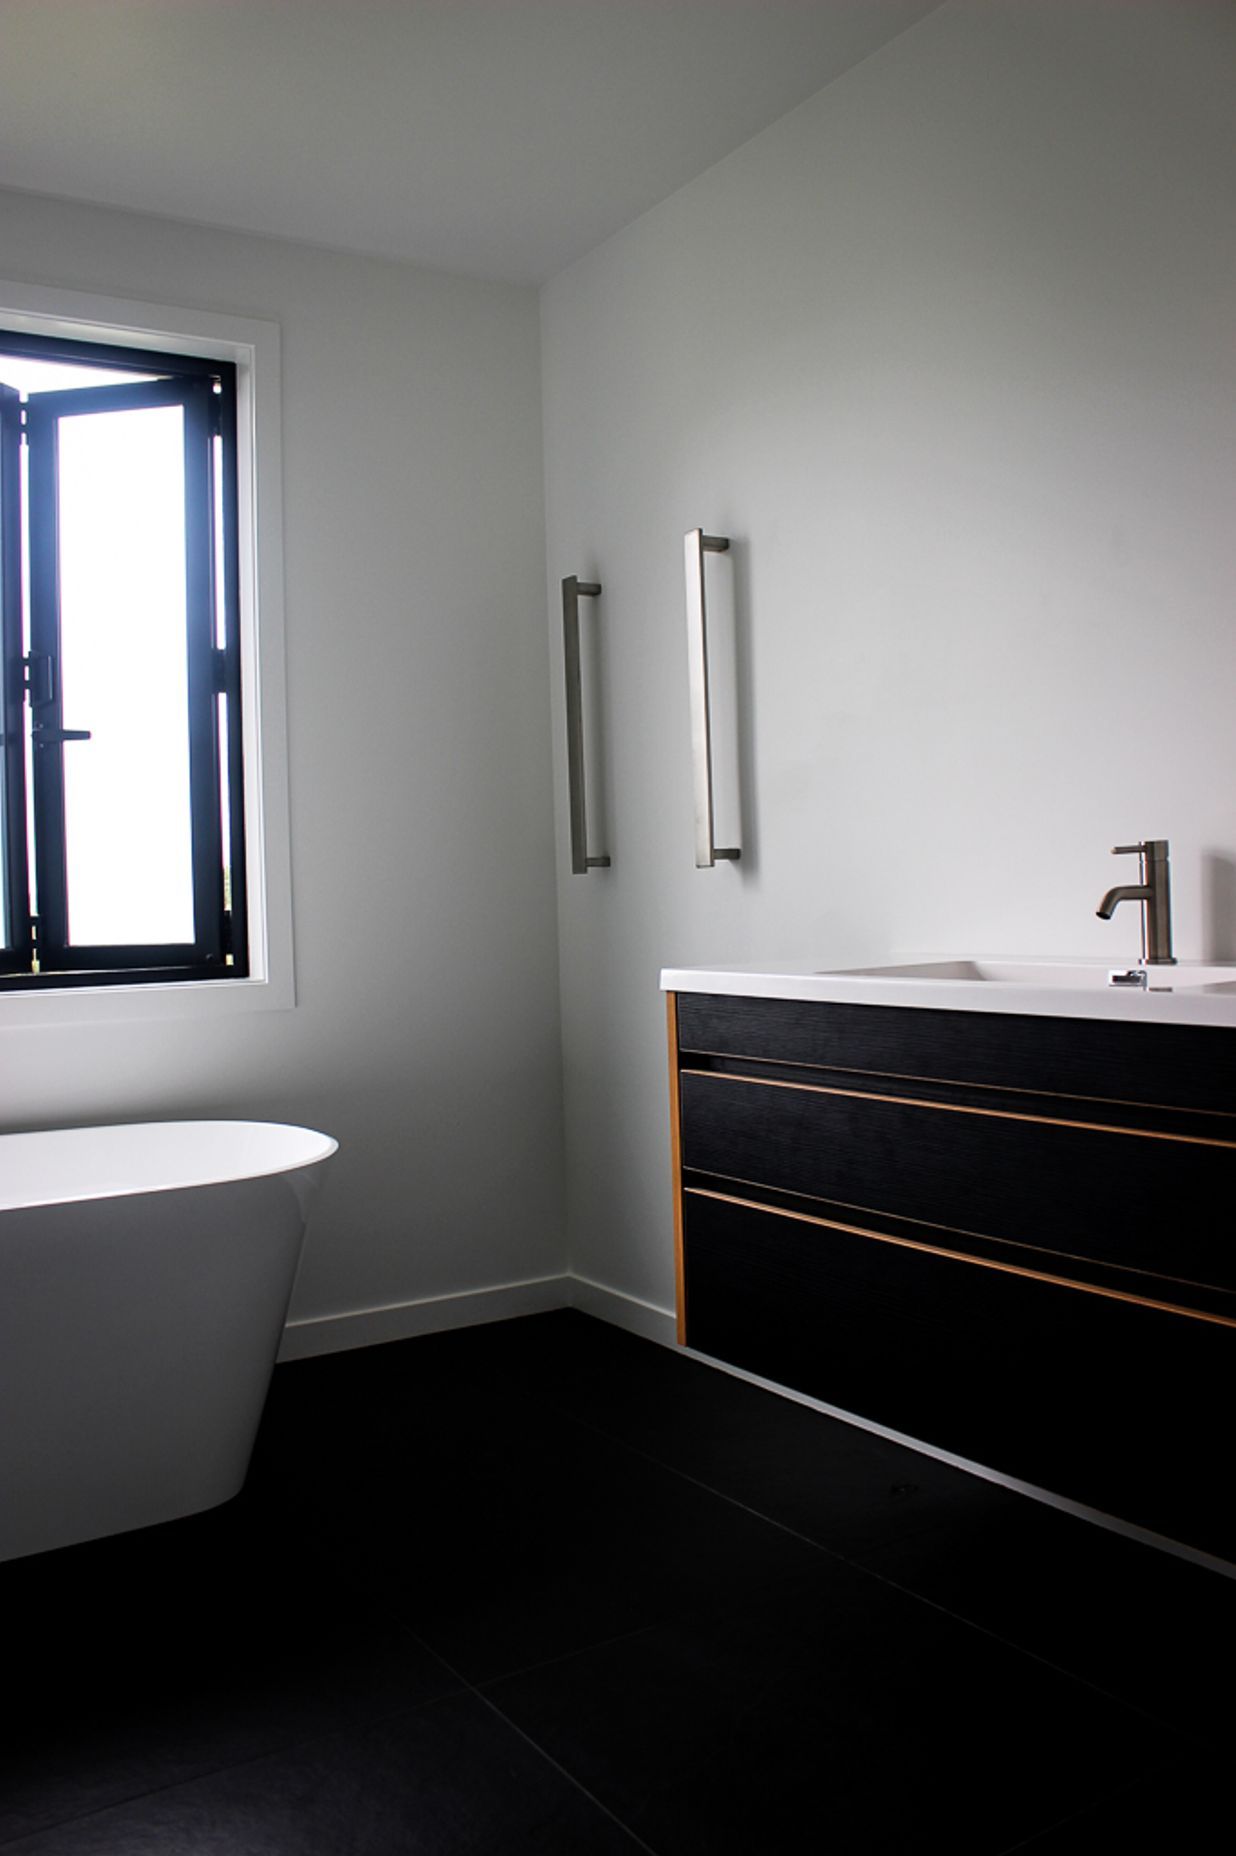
<box><xmin>0</xmin><ymin>0</ymin><xmax>940</xmax><ymax>284</ymax></box>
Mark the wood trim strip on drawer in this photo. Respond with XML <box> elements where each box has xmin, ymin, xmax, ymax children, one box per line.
<box><xmin>684</xmin><ymin>1163</ymin><xmax>1236</xmax><ymax>1307</ymax></box>
<box><xmin>667</xmin><ymin>993</ymin><xmax>687</xmax><ymax>1344</ymax></box>
<box><xmin>679</xmin><ymin>1044</ymin><xmax>1236</xmax><ymax>1124</ymax></box>
<box><xmin>681</xmin><ymin>1067</ymin><xmax>1236</xmax><ymax>1151</ymax></box>
<box><xmin>684</xmin><ymin>1187</ymin><xmax>1236</xmax><ymax>1330</ymax></box>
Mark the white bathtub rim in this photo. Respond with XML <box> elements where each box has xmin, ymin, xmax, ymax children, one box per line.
<box><xmin>0</xmin><ymin>1119</ymin><xmax>338</xmax><ymax>1213</ymax></box>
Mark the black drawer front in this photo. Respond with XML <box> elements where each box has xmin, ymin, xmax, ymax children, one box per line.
<box><xmin>675</xmin><ymin>992</ymin><xmax>1236</xmax><ymax>1117</ymax></box>
<box><xmin>679</xmin><ymin>1069</ymin><xmax>1236</xmax><ymax>1294</ymax></box>
<box><xmin>683</xmin><ymin>1189</ymin><xmax>1236</xmax><ymax>1559</ymax></box>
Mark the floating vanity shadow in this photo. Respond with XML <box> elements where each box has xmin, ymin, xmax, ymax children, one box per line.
<box><xmin>665</xmin><ymin>987</ymin><xmax>1236</xmax><ymax>1564</ymax></box>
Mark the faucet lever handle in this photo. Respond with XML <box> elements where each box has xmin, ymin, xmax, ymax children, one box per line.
<box><xmin>1111</xmin><ymin>843</ymin><xmax>1146</xmax><ymax>857</ymax></box>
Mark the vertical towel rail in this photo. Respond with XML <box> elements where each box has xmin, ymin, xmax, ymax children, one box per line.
<box><xmin>562</xmin><ymin>574</ymin><xmax>610</xmax><ymax>873</ymax></box>
<box><xmin>684</xmin><ymin>528</ymin><xmax>739</xmax><ymax>868</ymax></box>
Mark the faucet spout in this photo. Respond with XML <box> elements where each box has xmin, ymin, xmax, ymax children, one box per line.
<box><xmin>1096</xmin><ymin>884</ymin><xmax>1148</xmax><ymax>922</ymax></box>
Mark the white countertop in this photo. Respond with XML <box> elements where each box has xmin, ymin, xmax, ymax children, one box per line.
<box><xmin>660</xmin><ymin>958</ymin><xmax>1236</xmax><ymax>1029</ymax></box>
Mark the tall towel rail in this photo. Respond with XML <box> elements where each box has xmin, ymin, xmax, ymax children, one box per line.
<box><xmin>562</xmin><ymin>574</ymin><xmax>610</xmax><ymax>873</ymax></box>
<box><xmin>684</xmin><ymin>529</ymin><xmax>739</xmax><ymax>868</ymax></box>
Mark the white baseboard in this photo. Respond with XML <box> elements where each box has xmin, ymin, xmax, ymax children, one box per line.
<box><xmin>568</xmin><ymin>1275</ymin><xmax>677</xmax><ymax>1346</ymax></box>
<box><xmin>278</xmin><ymin>1271</ymin><xmax>676</xmax><ymax>1363</ymax></box>
<box><xmin>277</xmin><ymin>1273</ymin><xmax>572</xmax><ymax>1362</ymax></box>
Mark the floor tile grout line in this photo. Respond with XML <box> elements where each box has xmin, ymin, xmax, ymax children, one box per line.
<box><xmin>555</xmin><ymin>1408</ymin><xmax>1198</xmax><ymax>1742</ymax></box>
<box><xmin>367</xmin><ymin>1436</ymin><xmax>1187</xmax><ymax>1856</ymax></box>
<box><xmin>329</xmin><ymin>1531</ymin><xmax>861</xmax><ymax>1697</ymax></box>
<box><xmin>16</xmin><ymin>1601</ymin><xmax>661</xmax><ymax>1852</ymax></box>
<box><xmin>0</xmin><ymin>1692</ymin><xmax>465</xmax><ymax>1852</ymax></box>
<box><xmin>561</xmin><ymin>1409</ymin><xmax>845</xmax><ymax>1558</ymax></box>
<box><xmin>10</xmin><ymin>1320</ymin><xmax>1209</xmax><ymax>1852</ymax></box>
<box><xmin>237</xmin><ymin>1349</ymin><xmax>1219</xmax><ymax>1696</ymax></box>
<box><xmin>350</xmin><ymin>1383</ymin><xmax>1187</xmax><ymax>1737</ymax></box>
<box><xmin>469</xmin><ymin>1618</ymin><xmax>692</xmax><ymax>1691</ymax></box>
<box><xmin>274</xmin><ymin>1378</ymin><xmax>1203</xmax><ymax>1748</ymax></box>
<box><xmin>270</xmin><ymin>1396</ymin><xmax>849</xmax><ymax>1693</ymax></box>
<box><xmin>264</xmin><ymin>1348</ymin><xmax>1218</xmax><ymax>1757</ymax></box>
<box><xmin>313</xmin><ymin>1489</ymin><xmax>849</xmax><ymax>1696</ymax></box>
<box><xmin>821</xmin><ymin>1554</ymin><xmax>1205</xmax><ymax>1744</ymax></box>
<box><xmin>287</xmin><ymin>1542</ymin><xmax>673</xmax><ymax>1713</ymax></box>
<box><xmin>990</xmin><ymin>1754</ymin><xmax>1188</xmax><ymax>1854</ymax></box>
<box><xmin>470</xmin><ymin>1687</ymin><xmax>664</xmax><ymax>1856</ymax></box>
<box><xmin>363</xmin><ymin>1605</ymin><xmax>666</xmax><ymax>1855</ymax></box>
<box><xmin>0</xmin><ymin>1516</ymin><xmax>471</xmax><ymax>1848</ymax></box>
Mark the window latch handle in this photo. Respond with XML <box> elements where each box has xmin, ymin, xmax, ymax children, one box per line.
<box><xmin>32</xmin><ymin>724</ymin><xmax>92</xmax><ymax>747</ymax></box>
<box><xmin>23</xmin><ymin>657</ymin><xmax>91</xmax><ymax>742</ymax></box>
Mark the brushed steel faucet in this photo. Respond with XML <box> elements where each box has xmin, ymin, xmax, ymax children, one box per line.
<box><xmin>1096</xmin><ymin>839</ymin><xmax>1175</xmax><ymax>966</ymax></box>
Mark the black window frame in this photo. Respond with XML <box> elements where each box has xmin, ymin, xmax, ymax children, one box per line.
<box><xmin>0</xmin><ymin>328</ymin><xmax>247</xmax><ymax>990</ymax></box>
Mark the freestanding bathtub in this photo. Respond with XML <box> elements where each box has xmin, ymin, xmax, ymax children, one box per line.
<box><xmin>0</xmin><ymin>1119</ymin><xmax>337</xmax><ymax>1563</ymax></box>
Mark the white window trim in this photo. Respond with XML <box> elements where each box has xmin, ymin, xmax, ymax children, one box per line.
<box><xmin>0</xmin><ymin>278</ymin><xmax>294</xmax><ymax>1026</ymax></box>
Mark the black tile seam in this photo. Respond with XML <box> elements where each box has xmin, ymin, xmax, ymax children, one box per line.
<box><xmin>260</xmin><ymin>1319</ymin><xmax>1223</xmax><ymax>1753</ymax></box>
<box><xmin>0</xmin><ymin>1701</ymin><xmax>435</xmax><ymax>1853</ymax></box>
<box><xmin>0</xmin><ymin>1681</ymin><xmax>657</xmax><ymax>1855</ymax></box>
<box><xmin>471</xmin><ymin>1689</ymin><xmax>663</xmax><ymax>1856</ymax></box>
<box><xmin>6</xmin><ymin>1315</ymin><xmax>1210</xmax><ymax>1850</ymax></box>
<box><xmin>0</xmin><ymin>1545</ymin><xmax>465</xmax><ymax>1849</ymax></box>
<box><xmin>551</xmin><ymin>1403</ymin><xmax>1206</xmax><ymax>1753</ymax></box>
<box><xmin>990</xmin><ymin>1757</ymin><xmax>1190</xmax><ymax>1856</ymax></box>
<box><xmin>270</xmin><ymin>1326</ymin><xmax>1219</xmax><ymax>1754</ymax></box>
<box><xmin>282</xmin><ymin>1545</ymin><xmax>670</xmax><ymax>1855</ymax></box>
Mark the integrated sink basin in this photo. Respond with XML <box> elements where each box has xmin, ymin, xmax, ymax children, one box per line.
<box><xmin>661</xmin><ymin>957</ymin><xmax>1236</xmax><ymax>1027</ymax></box>
<box><xmin>823</xmin><ymin>959</ymin><xmax>1236</xmax><ymax>993</ymax></box>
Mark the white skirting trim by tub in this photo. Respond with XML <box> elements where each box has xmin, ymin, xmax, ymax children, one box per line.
<box><xmin>568</xmin><ymin>1275</ymin><xmax>678</xmax><ymax>1347</ymax></box>
<box><xmin>277</xmin><ymin>1274</ymin><xmax>572</xmax><ymax>1362</ymax></box>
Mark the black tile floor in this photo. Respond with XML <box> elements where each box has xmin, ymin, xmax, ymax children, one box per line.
<box><xmin>3</xmin><ymin>1309</ymin><xmax>1232</xmax><ymax>1852</ymax></box>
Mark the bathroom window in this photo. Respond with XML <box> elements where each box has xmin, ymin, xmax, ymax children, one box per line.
<box><xmin>0</xmin><ymin>328</ymin><xmax>247</xmax><ymax>990</ymax></box>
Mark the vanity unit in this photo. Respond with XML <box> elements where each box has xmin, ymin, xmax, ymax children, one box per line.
<box><xmin>663</xmin><ymin>962</ymin><xmax>1236</xmax><ymax>1562</ymax></box>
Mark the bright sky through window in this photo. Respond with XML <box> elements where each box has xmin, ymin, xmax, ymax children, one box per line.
<box><xmin>56</xmin><ymin>403</ymin><xmax>195</xmax><ymax>945</ymax></box>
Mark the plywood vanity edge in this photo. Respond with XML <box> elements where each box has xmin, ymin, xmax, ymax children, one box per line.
<box><xmin>667</xmin><ymin>991</ymin><xmax>686</xmax><ymax>1345</ymax></box>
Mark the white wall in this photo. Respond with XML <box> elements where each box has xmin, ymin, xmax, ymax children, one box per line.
<box><xmin>0</xmin><ymin>187</ymin><xmax>566</xmax><ymax>1335</ymax></box>
<box><xmin>541</xmin><ymin>0</ymin><xmax>1236</xmax><ymax>1313</ymax></box>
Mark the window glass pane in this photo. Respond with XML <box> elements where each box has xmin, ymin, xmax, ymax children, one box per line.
<box><xmin>0</xmin><ymin>392</ymin><xmax>25</xmax><ymax>952</ymax></box>
<box><xmin>212</xmin><ymin>430</ymin><xmax>226</xmax><ymax>647</ymax></box>
<box><xmin>0</xmin><ymin>763</ymin><xmax>6</xmax><ymax>949</ymax></box>
<box><xmin>57</xmin><ymin>403</ymin><xmax>194</xmax><ymax>945</ymax></box>
<box><xmin>217</xmin><ymin>691</ymin><xmax>232</xmax><ymax>899</ymax></box>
